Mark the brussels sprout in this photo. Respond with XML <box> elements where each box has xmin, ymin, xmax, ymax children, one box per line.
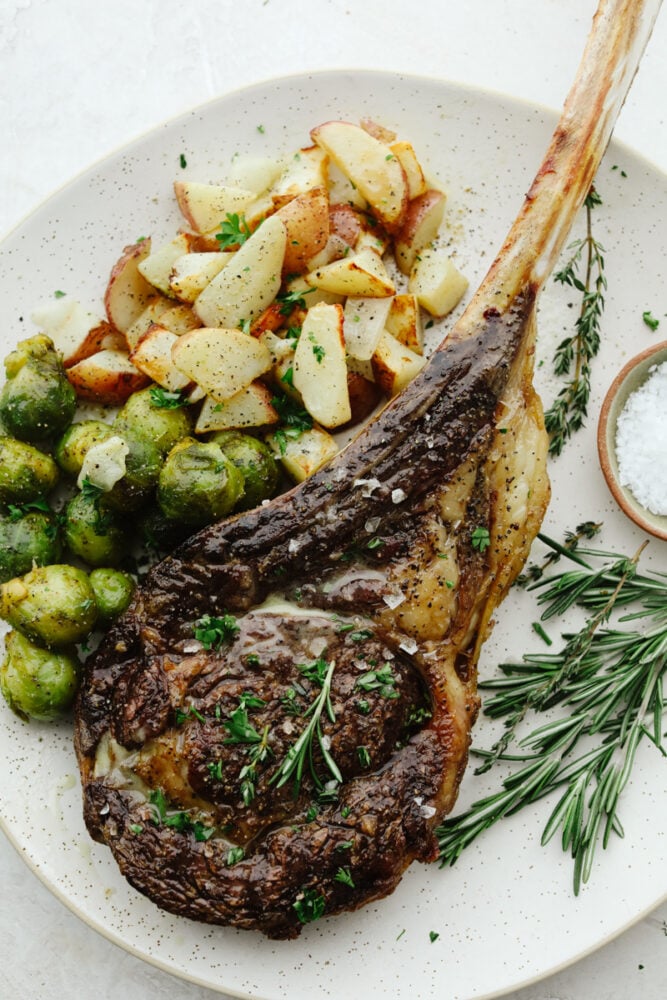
<box><xmin>0</xmin><ymin>507</ymin><xmax>62</xmax><ymax>584</ymax></box>
<box><xmin>0</xmin><ymin>436</ymin><xmax>59</xmax><ymax>505</ymax></box>
<box><xmin>157</xmin><ymin>437</ymin><xmax>244</xmax><ymax>527</ymax></box>
<box><xmin>0</xmin><ymin>630</ymin><xmax>80</xmax><ymax>722</ymax></box>
<box><xmin>55</xmin><ymin>420</ymin><xmax>115</xmax><ymax>477</ymax></box>
<box><xmin>209</xmin><ymin>431</ymin><xmax>279</xmax><ymax>510</ymax></box>
<box><xmin>89</xmin><ymin>568</ymin><xmax>135</xmax><ymax>626</ymax></box>
<box><xmin>0</xmin><ymin>334</ymin><xmax>77</xmax><ymax>441</ymax></box>
<box><xmin>63</xmin><ymin>491</ymin><xmax>129</xmax><ymax>567</ymax></box>
<box><xmin>103</xmin><ymin>429</ymin><xmax>163</xmax><ymax>512</ymax></box>
<box><xmin>114</xmin><ymin>386</ymin><xmax>194</xmax><ymax>457</ymax></box>
<box><xmin>0</xmin><ymin>564</ymin><xmax>98</xmax><ymax>647</ymax></box>
<box><xmin>137</xmin><ymin>504</ymin><xmax>193</xmax><ymax>553</ymax></box>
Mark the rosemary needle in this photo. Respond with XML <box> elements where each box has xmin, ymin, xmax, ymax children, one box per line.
<box><xmin>437</xmin><ymin>537</ymin><xmax>666</xmax><ymax>894</ymax></box>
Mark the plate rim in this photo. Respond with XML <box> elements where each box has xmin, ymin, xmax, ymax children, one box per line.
<box><xmin>1</xmin><ymin>66</ymin><xmax>666</xmax><ymax>1000</ymax></box>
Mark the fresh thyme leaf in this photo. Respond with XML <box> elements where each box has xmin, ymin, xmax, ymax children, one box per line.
<box><xmin>149</xmin><ymin>386</ymin><xmax>189</xmax><ymax>409</ymax></box>
<box><xmin>545</xmin><ymin>186</ymin><xmax>606</xmax><ymax>456</ymax></box>
<box><xmin>193</xmin><ymin>613</ymin><xmax>239</xmax><ymax>650</ymax></box>
<box><xmin>437</xmin><ymin>535</ymin><xmax>666</xmax><ymax>895</ymax></box>
<box><xmin>227</xmin><ymin>846</ymin><xmax>245</xmax><ymax>865</ymax></box>
<box><xmin>215</xmin><ymin>212</ymin><xmax>252</xmax><ymax>250</ymax></box>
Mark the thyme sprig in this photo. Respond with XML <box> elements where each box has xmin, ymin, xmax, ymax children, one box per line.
<box><xmin>437</xmin><ymin>536</ymin><xmax>666</xmax><ymax>894</ymax></box>
<box><xmin>544</xmin><ymin>188</ymin><xmax>606</xmax><ymax>456</ymax></box>
<box><xmin>270</xmin><ymin>658</ymin><xmax>342</xmax><ymax>795</ymax></box>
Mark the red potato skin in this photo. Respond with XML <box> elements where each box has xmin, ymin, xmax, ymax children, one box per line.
<box><xmin>62</xmin><ymin>321</ymin><xmax>126</xmax><ymax>369</ymax></box>
<box><xmin>104</xmin><ymin>240</ymin><xmax>155</xmax><ymax>334</ymax></box>
<box><xmin>344</xmin><ymin>370</ymin><xmax>383</xmax><ymax>427</ymax></box>
<box><xmin>394</xmin><ymin>189</ymin><xmax>447</xmax><ymax>275</ymax></box>
<box><xmin>277</xmin><ymin>188</ymin><xmax>330</xmax><ymax>275</ymax></box>
<box><xmin>66</xmin><ymin>356</ymin><xmax>151</xmax><ymax>405</ymax></box>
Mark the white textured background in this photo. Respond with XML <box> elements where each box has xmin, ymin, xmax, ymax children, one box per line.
<box><xmin>1</xmin><ymin>1</ymin><xmax>666</xmax><ymax>998</ymax></box>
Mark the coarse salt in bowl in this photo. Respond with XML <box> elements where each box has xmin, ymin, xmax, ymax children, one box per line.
<box><xmin>598</xmin><ymin>340</ymin><xmax>667</xmax><ymax>541</ymax></box>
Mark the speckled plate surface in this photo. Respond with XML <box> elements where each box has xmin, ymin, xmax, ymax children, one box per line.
<box><xmin>0</xmin><ymin>71</ymin><xmax>666</xmax><ymax>1000</ymax></box>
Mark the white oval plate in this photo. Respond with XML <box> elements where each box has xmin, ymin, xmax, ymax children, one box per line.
<box><xmin>1</xmin><ymin>71</ymin><xmax>666</xmax><ymax>1000</ymax></box>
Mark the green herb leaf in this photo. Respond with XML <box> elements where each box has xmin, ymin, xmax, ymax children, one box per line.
<box><xmin>334</xmin><ymin>866</ymin><xmax>355</xmax><ymax>887</ymax></box>
<box><xmin>194</xmin><ymin>613</ymin><xmax>240</xmax><ymax>650</ymax></box>
<box><xmin>293</xmin><ymin>888</ymin><xmax>325</xmax><ymax>924</ymax></box>
<box><xmin>149</xmin><ymin>386</ymin><xmax>189</xmax><ymax>409</ymax></box>
<box><xmin>215</xmin><ymin>212</ymin><xmax>252</xmax><ymax>250</ymax></box>
<box><xmin>471</xmin><ymin>526</ymin><xmax>491</xmax><ymax>552</ymax></box>
<box><xmin>642</xmin><ymin>310</ymin><xmax>660</xmax><ymax>331</ymax></box>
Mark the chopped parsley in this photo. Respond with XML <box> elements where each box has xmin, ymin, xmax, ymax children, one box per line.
<box><xmin>227</xmin><ymin>846</ymin><xmax>245</xmax><ymax>866</ymax></box>
<box><xmin>193</xmin><ymin>613</ymin><xmax>240</xmax><ymax>650</ymax></box>
<box><xmin>471</xmin><ymin>525</ymin><xmax>491</xmax><ymax>552</ymax></box>
<box><xmin>356</xmin><ymin>663</ymin><xmax>399</xmax><ymax>699</ymax></box>
<box><xmin>179</xmin><ymin>153</ymin><xmax>187</xmax><ymax>169</ymax></box>
<box><xmin>293</xmin><ymin>888</ymin><xmax>325</xmax><ymax>924</ymax></box>
<box><xmin>148</xmin><ymin>788</ymin><xmax>215</xmax><ymax>841</ymax></box>
<box><xmin>149</xmin><ymin>386</ymin><xmax>189</xmax><ymax>409</ymax></box>
<box><xmin>334</xmin><ymin>866</ymin><xmax>355</xmax><ymax>887</ymax></box>
<box><xmin>642</xmin><ymin>310</ymin><xmax>660</xmax><ymax>331</ymax></box>
<box><xmin>275</xmin><ymin>287</ymin><xmax>315</xmax><ymax>316</ymax></box>
<box><xmin>215</xmin><ymin>212</ymin><xmax>252</xmax><ymax>250</ymax></box>
<box><xmin>429</xmin><ymin>930</ymin><xmax>440</xmax><ymax>943</ymax></box>
<box><xmin>357</xmin><ymin>746</ymin><xmax>371</xmax><ymax>768</ymax></box>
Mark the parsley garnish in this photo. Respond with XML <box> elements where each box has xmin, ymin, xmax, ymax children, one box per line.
<box><xmin>334</xmin><ymin>866</ymin><xmax>355</xmax><ymax>887</ymax></box>
<box><xmin>215</xmin><ymin>212</ymin><xmax>252</xmax><ymax>250</ymax></box>
<box><xmin>179</xmin><ymin>153</ymin><xmax>187</xmax><ymax>169</ymax></box>
<box><xmin>355</xmin><ymin>663</ymin><xmax>399</xmax><ymax>699</ymax></box>
<box><xmin>148</xmin><ymin>789</ymin><xmax>214</xmax><ymax>841</ymax></box>
<box><xmin>275</xmin><ymin>287</ymin><xmax>315</xmax><ymax>316</ymax></box>
<box><xmin>271</xmin><ymin>393</ymin><xmax>314</xmax><ymax>454</ymax></box>
<box><xmin>642</xmin><ymin>310</ymin><xmax>660</xmax><ymax>331</ymax></box>
<box><xmin>471</xmin><ymin>526</ymin><xmax>491</xmax><ymax>552</ymax></box>
<box><xmin>6</xmin><ymin>498</ymin><xmax>51</xmax><ymax>521</ymax></box>
<box><xmin>308</xmin><ymin>331</ymin><xmax>325</xmax><ymax>363</ymax></box>
<box><xmin>193</xmin><ymin>613</ymin><xmax>240</xmax><ymax>650</ymax></box>
<box><xmin>149</xmin><ymin>386</ymin><xmax>189</xmax><ymax>409</ymax></box>
<box><xmin>293</xmin><ymin>888</ymin><xmax>325</xmax><ymax>924</ymax></box>
<box><xmin>357</xmin><ymin>746</ymin><xmax>371</xmax><ymax>768</ymax></box>
<box><xmin>227</xmin><ymin>846</ymin><xmax>245</xmax><ymax>865</ymax></box>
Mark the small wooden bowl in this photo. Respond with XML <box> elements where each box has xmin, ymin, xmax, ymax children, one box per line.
<box><xmin>597</xmin><ymin>340</ymin><xmax>667</xmax><ymax>541</ymax></box>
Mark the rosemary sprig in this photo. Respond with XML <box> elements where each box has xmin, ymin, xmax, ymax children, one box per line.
<box><xmin>437</xmin><ymin>537</ymin><xmax>666</xmax><ymax>894</ymax></box>
<box><xmin>516</xmin><ymin>522</ymin><xmax>602</xmax><ymax>586</ymax></box>
<box><xmin>270</xmin><ymin>658</ymin><xmax>342</xmax><ymax>795</ymax></box>
<box><xmin>544</xmin><ymin>188</ymin><xmax>606</xmax><ymax>456</ymax></box>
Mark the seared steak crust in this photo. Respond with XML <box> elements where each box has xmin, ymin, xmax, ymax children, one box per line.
<box><xmin>75</xmin><ymin>294</ymin><xmax>548</xmax><ymax>938</ymax></box>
